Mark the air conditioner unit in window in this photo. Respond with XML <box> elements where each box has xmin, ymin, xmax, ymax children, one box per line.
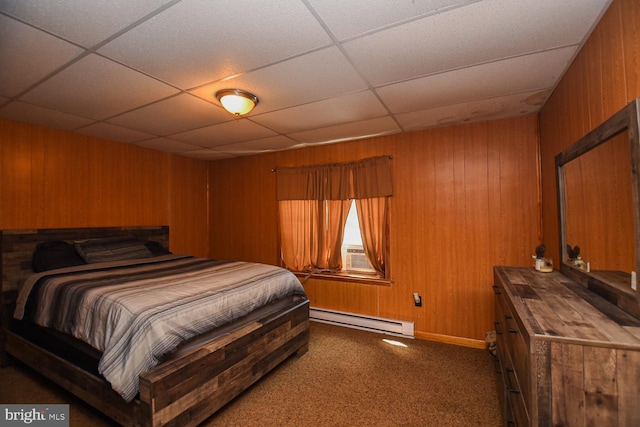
<box><xmin>342</xmin><ymin>245</ymin><xmax>376</xmax><ymax>273</ymax></box>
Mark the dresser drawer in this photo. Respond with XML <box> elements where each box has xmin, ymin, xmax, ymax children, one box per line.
<box><xmin>503</xmin><ymin>309</ymin><xmax>530</xmax><ymax>409</ymax></box>
<box><xmin>494</xmin><ymin>348</ymin><xmax>528</xmax><ymax>427</ymax></box>
<box><xmin>495</xmin><ymin>284</ymin><xmax>531</xmax><ymax>408</ymax></box>
<box><xmin>494</xmin><ymin>281</ymin><xmax>532</xmax><ymax>425</ymax></box>
<box><xmin>493</xmin><ymin>285</ymin><xmax>509</xmax><ymax>366</ymax></box>
<box><xmin>503</xmin><ymin>348</ymin><xmax>530</xmax><ymax>426</ymax></box>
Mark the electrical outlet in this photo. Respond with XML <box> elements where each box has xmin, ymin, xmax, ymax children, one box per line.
<box><xmin>413</xmin><ymin>292</ymin><xmax>422</xmax><ymax>307</ymax></box>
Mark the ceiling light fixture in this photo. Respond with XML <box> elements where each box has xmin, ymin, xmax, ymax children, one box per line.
<box><xmin>215</xmin><ymin>89</ymin><xmax>259</xmax><ymax>116</ymax></box>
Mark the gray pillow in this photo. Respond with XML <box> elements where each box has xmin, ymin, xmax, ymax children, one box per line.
<box><xmin>75</xmin><ymin>236</ymin><xmax>153</xmax><ymax>263</ymax></box>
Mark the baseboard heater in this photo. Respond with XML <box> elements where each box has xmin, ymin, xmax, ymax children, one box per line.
<box><xmin>309</xmin><ymin>308</ymin><xmax>414</xmax><ymax>338</ymax></box>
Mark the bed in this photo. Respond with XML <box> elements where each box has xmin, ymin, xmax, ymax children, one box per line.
<box><xmin>0</xmin><ymin>226</ymin><xmax>309</xmax><ymax>427</ymax></box>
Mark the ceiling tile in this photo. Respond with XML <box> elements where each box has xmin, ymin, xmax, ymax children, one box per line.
<box><xmin>97</xmin><ymin>0</ymin><xmax>332</xmax><ymax>89</ymax></box>
<box><xmin>135</xmin><ymin>137</ymin><xmax>203</xmax><ymax>153</ymax></box>
<box><xmin>0</xmin><ymin>14</ymin><xmax>84</xmax><ymax>97</ymax></box>
<box><xmin>20</xmin><ymin>54</ymin><xmax>179</xmax><ymax>120</ymax></box>
<box><xmin>0</xmin><ymin>0</ymin><xmax>175</xmax><ymax>47</ymax></box>
<box><xmin>290</xmin><ymin>116</ymin><xmax>401</xmax><ymax>145</ymax></box>
<box><xmin>75</xmin><ymin>122</ymin><xmax>155</xmax><ymax>143</ymax></box>
<box><xmin>215</xmin><ymin>136</ymin><xmax>303</xmax><ymax>155</ymax></box>
<box><xmin>0</xmin><ymin>101</ymin><xmax>95</xmax><ymax>130</ymax></box>
<box><xmin>377</xmin><ymin>47</ymin><xmax>576</xmax><ymax>114</ymax></box>
<box><xmin>108</xmin><ymin>93</ymin><xmax>230</xmax><ymax>135</ymax></box>
<box><xmin>307</xmin><ymin>0</ymin><xmax>475</xmax><ymax>40</ymax></box>
<box><xmin>190</xmin><ymin>47</ymin><xmax>368</xmax><ymax>114</ymax></box>
<box><xmin>171</xmin><ymin>119</ymin><xmax>278</xmax><ymax>148</ymax></box>
<box><xmin>344</xmin><ymin>0</ymin><xmax>610</xmax><ymax>86</ymax></box>
<box><xmin>395</xmin><ymin>91</ymin><xmax>545</xmax><ymax>130</ymax></box>
<box><xmin>251</xmin><ymin>91</ymin><xmax>389</xmax><ymax>134</ymax></box>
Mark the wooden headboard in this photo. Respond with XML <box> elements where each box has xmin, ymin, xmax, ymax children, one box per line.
<box><xmin>1</xmin><ymin>226</ymin><xmax>169</xmax><ymax>295</ymax></box>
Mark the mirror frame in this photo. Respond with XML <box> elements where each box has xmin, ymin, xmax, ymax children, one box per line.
<box><xmin>555</xmin><ymin>98</ymin><xmax>640</xmax><ymax>318</ymax></box>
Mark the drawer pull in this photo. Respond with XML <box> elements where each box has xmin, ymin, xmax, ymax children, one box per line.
<box><xmin>506</xmin><ymin>368</ymin><xmax>520</xmax><ymax>394</ymax></box>
<box><xmin>494</xmin><ymin>321</ymin><xmax>503</xmax><ymax>335</ymax></box>
<box><xmin>493</xmin><ymin>355</ymin><xmax>502</xmax><ymax>374</ymax></box>
<box><xmin>504</xmin><ymin>315</ymin><xmax>518</xmax><ymax>333</ymax></box>
<box><xmin>492</xmin><ymin>285</ymin><xmax>501</xmax><ymax>295</ymax></box>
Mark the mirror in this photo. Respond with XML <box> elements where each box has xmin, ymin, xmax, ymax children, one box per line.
<box><xmin>564</xmin><ymin>131</ymin><xmax>635</xmax><ymax>272</ymax></box>
<box><xmin>556</xmin><ymin>98</ymin><xmax>640</xmax><ymax>318</ymax></box>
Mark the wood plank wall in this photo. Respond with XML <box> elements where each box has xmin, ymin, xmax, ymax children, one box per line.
<box><xmin>540</xmin><ymin>0</ymin><xmax>640</xmax><ymax>263</ymax></box>
<box><xmin>0</xmin><ymin>119</ymin><xmax>210</xmax><ymax>257</ymax></box>
<box><xmin>209</xmin><ymin>116</ymin><xmax>541</xmax><ymax>345</ymax></box>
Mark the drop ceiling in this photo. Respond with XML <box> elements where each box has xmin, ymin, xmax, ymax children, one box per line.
<box><xmin>0</xmin><ymin>0</ymin><xmax>612</xmax><ymax>160</ymax></box>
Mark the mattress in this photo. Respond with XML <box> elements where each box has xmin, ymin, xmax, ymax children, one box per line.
<box><xmin>14</xmin><ymin>255</ymin><xmax>306</xmax><ymax>401</ymax></box>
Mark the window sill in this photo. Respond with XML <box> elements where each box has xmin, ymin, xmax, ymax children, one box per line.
<box><xmin>293</xmin><ymin>271</ymin><xmax>392</xmax><ymax>286</ymax></box>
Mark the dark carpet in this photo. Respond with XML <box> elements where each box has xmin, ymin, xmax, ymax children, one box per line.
<box><xmin>0</xmin><ymin>322</ymin><xmax>502</xmax><ymax>426</ymax></box>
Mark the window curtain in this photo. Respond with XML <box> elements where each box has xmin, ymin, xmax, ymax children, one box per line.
<box><xmin>278</xmin><ymin>200</ymin><xmax>318</xmax><ymax>272</ymax></box>
<box><xmin>355</xmin><ymin>197</ymin><xmax>387</xmax><ymax>274</ymax></box>
<box><xmin>323</xmin><ymin>200</ymin><xmax>352</xmax><ymax>269</ymax></box>
<box><xmin>278</xmin><ymin>199</ymin><xmax>351</xmax><ymax>272</ymax></box>
<box><xmin>277</xmin><ymin>156</ymin><xmax>392</xmax><ymax>273</ymax></box>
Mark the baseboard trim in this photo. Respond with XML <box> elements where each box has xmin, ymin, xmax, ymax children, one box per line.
<box><xmin>415</xmin><ymin>331</ymin><xmax>487</xmax><ymax>349</ymax></box>
<box><xmin>309</xmin><ymin>307</ymin><xmax>487</xmax><ymax>349</ymax></box>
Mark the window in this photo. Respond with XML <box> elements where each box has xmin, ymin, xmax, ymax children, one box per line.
<box><xmin>341</xmin><ymin>200</ymin><xmax>376</xmax><ymax>274</ymax></box>
<box><xmin>276</xmin><ymin>156</ymin><xmax>392</xmax><ymax>282</ymax></box>
<box><xmin>343</xmin><ymin>200</ymin><xmax>363</xmax><ymax>247</ymax></box>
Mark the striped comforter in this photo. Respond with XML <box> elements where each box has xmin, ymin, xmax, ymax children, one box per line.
<box><xmin>14</xmin><ymin>255</ymin><xmax>306</xmax><ymax>402</ymax></box>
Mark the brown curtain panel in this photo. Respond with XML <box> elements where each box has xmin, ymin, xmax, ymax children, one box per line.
<box><xmin>355</xmin><ymin>197</ymin><xmax>387</xmax><ymax>274</ymax></box>
<box><xmin>324</xmin><ymin>200</ymin><xmax>352</xmax><ymax>269</ymax></box>
<box><xmin>278</xmin><ymin>199</ymin><xmax>351</xmax><ymax>271</ymax></box>
<box><xmin>277</xmin><ymin>156</ymin><xmax>392</xmax><ymax>273</ymax></box>
<box><xmin>278</xmin><ymin>199</ymin><xmax>319</xmax><ymax>272</ymax></box>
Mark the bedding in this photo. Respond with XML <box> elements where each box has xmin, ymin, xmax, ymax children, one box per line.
<box><xmin>144</xmin><ymin>240</ymin><xmax>172</xmax><ymax>256</ymax></box>
<box><xmin>74</xmin><ymin>235</ymin><xmax>154</xmax><ymax>263</ymax></box>
<box><xmin>13</xmin><ymin>254</ymin><xmax>306</xmax><ymax>402</ymax></box>
<box><xmin>31</xmin><ymin>240</ymin><xmax>86</xmax><ymax>272</ymax></box>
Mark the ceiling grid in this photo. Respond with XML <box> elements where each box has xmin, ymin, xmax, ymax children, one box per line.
<box><xmin>0</xmin><ymin>0</ymin><xmax>612</xmax><ymax>160</ymax></box>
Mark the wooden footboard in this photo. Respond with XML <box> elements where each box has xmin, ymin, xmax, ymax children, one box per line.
<box><xmin>4</xmin><ymin>298</ymin><xmax>309</xmax><ymax>427</ymax></box>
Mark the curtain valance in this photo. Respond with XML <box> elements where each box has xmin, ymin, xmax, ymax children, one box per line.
<box><xmin>276</xmin><ymin>156</ymin><xmax>392</xmax><ymax>201</ymax></box>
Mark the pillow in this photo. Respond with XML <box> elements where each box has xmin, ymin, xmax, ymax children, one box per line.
<box><xmin>144</xmin><ymin>240</ymin><xmax>172</xmax><ymax>256</ymax></box>
<box><xmin>32</xmin><ymin>240</ymin><xmax>86</xmax><ymax>272</ymax></box>
<box><xmin>74</xmin><ymin>236</ymin><xmax>153</xmax><ymax>263</ymax></box>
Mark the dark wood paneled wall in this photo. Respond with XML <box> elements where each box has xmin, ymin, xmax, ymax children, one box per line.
<box><xmin>540</xmin><ymin>0</ymin><xmax>640</xmax><ymax>263</ymax></box>
<box><xmin>210</xmin><ymin>116</ymin><xmax>541</xmax><ymax>345</ymax></box>
<box><xmin>0</xmin><ymin>119</ymin><xmax>209</xmax><ymax>257</ymax></box>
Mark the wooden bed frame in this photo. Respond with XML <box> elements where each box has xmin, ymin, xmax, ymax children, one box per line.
<box><xmin>0</xmin><ymin>226</ymin><xmax>310</xmax><ymax>427</ymax></box>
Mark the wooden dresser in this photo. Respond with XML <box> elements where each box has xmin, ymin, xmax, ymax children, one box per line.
<box><xmin>493</xmin><ymin>266</ymin><xmax>640</xmax><ymax>426</ymax></box>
